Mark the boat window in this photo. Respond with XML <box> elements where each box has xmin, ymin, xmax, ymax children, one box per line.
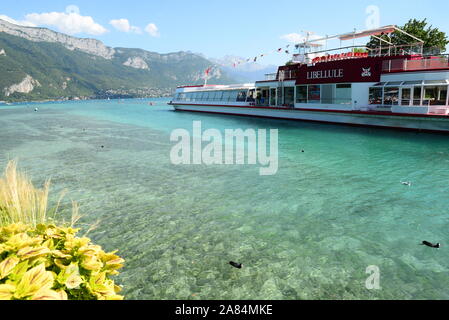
<box><xmin>335</xmin><ymin>84</ymin><xmax>352</xmax><ymax>104</ymax></box>
<box><xmin>384</xmin><ymin>87</ymin><xmax>399</xmax><ymax>105</ymax></box>
<box><xmin>270</xmin><ymin>88</ymin><xmax>277</xmax><ymax>105</ymax></box>
<box><xmin>276</xmin><ymin>88</ymin><xmax>283</xmax><ymax>106</ymax></box>
<box><xmin>179</xmin><ymin>93</ymin><xmax>186</xmax><ymax>101</ymax></box>
<box><xmin>369</xmin><ymin>87</ymin><xmax>383</xmax><ymax>105</ymax></box>
<box><xmin>423</xmin><ymin>86</ymin><xmax>448</xmax><ymax>106</ymax></box>
<box><xmin>296</xmin><ymin>86</ymin><xmax>307</xmax><ymax>103</ymax></box>
<box><xmin>284</xmin><ymin>87</ymin><xmax>295</xmax><ymax>106</ymax></box>
<box><xmin>247</xmin><ymin>89</ymin><xmax>256</xmax><ymax>103</ymax></box>
<box><xmin>216</xmin><ymin>91</ymin><xmax>224</xmax><ymax>101</ymax></box>
<box><xmin>404</xmin><ymin>81</ymin><xmax>423</xmax><ymax>85</ymax></box>
<box><xmin>385</xmin><ymin>81</ymin><xmax>403</xmax><ymax>86</ymax></box>
<box><xmin>401</xmin><ymin>88</ymin><xmax>411</xmax><ymax>106</ymax></box>
<box><xmin>308</xmin><ymin>85</ymin><xmax>321</xmax><ymax>103</ymax></box>
<box><xmin>237</xmin><ymin>90</ymin><xmax>247</xmax><ymax>102</ymax></box>
<box><xmin>258</xmin><ymin>89</ymin><xmax>269</xmax><ymax>106</ymax></box>
<box><xmin>229</xmin><ymin>90</ymin><xmax>239</xmax><ymax>102</ymax></box>
<box><xmin>321</xmin><ymin>84</ymin><xmax>334</xmax><ymax>104</ymax></box>
<box><xmin>424</xmin><ymin>80</ymin><xmax>449</xmax><ymax>85</ymax></box>
<box><xmin>413</xmin><ymin>87</ymin><xmax>422</xmax><ymax>105</ymax></box>
<box><xmin>222</xmin><ymin>90</ymin><xmax>231</xmax><ymax>102</ymax></box>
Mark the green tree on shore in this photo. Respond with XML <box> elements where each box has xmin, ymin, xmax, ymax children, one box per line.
<box><xmin>367</xmin><ymin>19</ymin><xmax>449</xmax><ymax>52</ymax></box>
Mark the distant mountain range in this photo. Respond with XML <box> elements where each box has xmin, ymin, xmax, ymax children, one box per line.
<box><xmin>211</xmin><ymin>55</ymin><xmax>278</xmax><ymax>82</ymax></box>
<box><xmin>0</xmin><ymin>19</ymin><xmax>239</xmax><ymax>102</ymax></box>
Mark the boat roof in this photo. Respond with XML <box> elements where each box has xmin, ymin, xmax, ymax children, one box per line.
<box><xmin>301</xmin><ymin>25</ymin><xmax>424</xmax><ymax>46</ymax></box>
<box><xmin>177</xmin><ymin>84</ymin><xmax>255</xmax><ymax>91</ymax></box>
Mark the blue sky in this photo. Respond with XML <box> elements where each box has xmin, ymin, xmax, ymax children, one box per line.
<box><xmin>1</xmin><ymin>0</ymin><xmax>449</xmax><ymax>66</ymax></box>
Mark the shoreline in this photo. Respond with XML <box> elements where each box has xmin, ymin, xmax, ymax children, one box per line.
<box><xmin>0</xmin><ymin>95</ymin><xmax>171</xmax><ymax>106</ymax></box>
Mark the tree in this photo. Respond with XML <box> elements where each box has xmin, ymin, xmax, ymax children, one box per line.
<box><xmin>367</xmin><ymin>19</ymin><xmax>449</xmax><ymax>53</ymax></box>
<box><xmin>353</xmin><ymin>48</ymin><xmax>367</xmax><ymax>53</ymax></box>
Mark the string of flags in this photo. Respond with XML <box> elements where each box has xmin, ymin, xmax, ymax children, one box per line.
<box><xmin>232</xmin><ymin>44</ymin><xmax>292</xmax><ymax>67</ymax></box>
<box><xmin>203</xmin><ymin>43</ymin><xmax>294</xmax><ymax>77</ymax></box>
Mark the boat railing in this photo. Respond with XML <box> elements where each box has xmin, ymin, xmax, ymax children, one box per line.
<box><xmin>304</xmin><ymin>43</ymin><xmax>424</xmax><ymax>62</ymax></box>
<box><xmin>382</xmin><ymin>55</ymin><xmax>449</xmax><ymax>72</ymax></box>
<box><xmin>368</xmin><ymin>42</ymin><xmax>424</xmax><ymax>57</ymax></box>
<box><xmin>265</xmin><ymin>70</ymin><xmax>297</xmax><ymax>81</ymax></box>
<box><xmin>265</xmin><ymin>73</ymin><xmax>277</xmax><ymax>81</ymax></box>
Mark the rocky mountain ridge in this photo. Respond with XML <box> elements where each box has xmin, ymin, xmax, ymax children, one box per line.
<box><xmin>0</xmin><ymin>19</ymin><xmax>115</xmax><ymax>59</ymax></box>
<box><xmin>0</xmin><ymin>19</ymin><xmax>235</xmax><ymax>102</ymax></box>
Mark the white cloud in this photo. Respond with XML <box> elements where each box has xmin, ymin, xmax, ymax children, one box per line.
<box><xmin>110</xmin><ymin>19</ymin><xmax>141</xmax><ymax>34</ymax></box>
<box><xmin>0</xmin><ymin>14</ymin><xmax>36</xmax><ymax>27</ymax></box>
<box><xmin>145</xmin><ymin>23</ymin><xmax>160</xmax><ymax>37</ymax></box>
<box><xmin>25</xmin><ymin>12</ymin><xmax>108</xmax><ymax>35</ymax></box>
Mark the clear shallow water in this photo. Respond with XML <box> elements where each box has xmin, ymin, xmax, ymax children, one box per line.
<box><xmin>0</xmin><ymin>98</ymin><xmax>448</xmax><ymax>300</ymax></box>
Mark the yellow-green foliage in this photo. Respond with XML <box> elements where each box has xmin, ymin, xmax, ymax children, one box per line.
<box><xmin>0</xmin><ymin>160</ymin><xmax>125</xmax><ymax>300</ymax></box>
<box><xmin>0</xmin><ymin>223</ymin><xmax>125</xmax><ymax>300</ymax></box>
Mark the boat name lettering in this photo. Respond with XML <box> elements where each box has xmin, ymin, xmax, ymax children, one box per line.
<box><xmin>306</xmin><ymin>69</ymin><xmax>344</xmax><ymax>80</ymax></box>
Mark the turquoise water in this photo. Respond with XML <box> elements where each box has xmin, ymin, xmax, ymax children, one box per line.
<box><xmin>0</xmin><ymin>98</ymin><xmax>448</xmax><ymax>300</ymax></box>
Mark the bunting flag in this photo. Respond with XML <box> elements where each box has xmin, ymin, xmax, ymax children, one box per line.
<box><xmin>205</xmin><ymin>67</ymin><xmax>212</xmax><ymax>76</ymax></box>
<box><xmin>231</xmin><ymin>43</ymin><xmax>295</xmax><ymax>68</ymax></box>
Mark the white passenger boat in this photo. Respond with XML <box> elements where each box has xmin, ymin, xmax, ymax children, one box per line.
<box><xmin>169</xmin><ymin>26</ymin><xmax>449</xmax><ymax>132</ymax></box>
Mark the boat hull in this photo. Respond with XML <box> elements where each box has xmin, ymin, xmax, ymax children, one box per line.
<box><xmin>172</xmin><ymin>104</ymin><xmax>449</xmax><ymax>133</ymax></box>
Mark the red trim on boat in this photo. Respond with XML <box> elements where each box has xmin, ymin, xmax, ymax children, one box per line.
<box><xmin>382</xmin><ymin>68</ymin><xmax>449</xmax><ymax>74</ymax></box>
<box><xmin>173</xmin><ymin>108</ymin><xmax>449</xmax><ymax>134</ymax></box>
<box><xmin>170</xmin><ymin>103</ymin><xmax>449</xmax><ymax>119</ymax></box>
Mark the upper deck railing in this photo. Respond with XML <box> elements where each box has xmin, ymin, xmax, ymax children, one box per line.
<box><xmin>382</xmin><ymin>55</ymin><xmax>449</xmax><ymax>72</ymax></box>
<box><xmin>264</xmin><ymin>70</ymin><xmax>297</xmax><ymax>81</ymax></box>
<box><xmin>264</xmin><ymin>73</ymin><xmax>277</xmax><ymax>81</ymax></box>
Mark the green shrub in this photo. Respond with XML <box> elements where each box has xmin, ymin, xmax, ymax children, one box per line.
<box><xmin>0</xmin><ymin>223</ymin><xmax>124</xmax><ymax>300</ymax></box>
<box><xmin>0</xmin><ymin>160</ymin><xmax>125</xmax><ymax>300</ymax></box>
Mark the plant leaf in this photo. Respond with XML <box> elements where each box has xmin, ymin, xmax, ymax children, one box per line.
<box><xmin>14</xmin><ymin>264</ymin><xmax>54</xmax><ymax>299</ymax></box>
<box><xmin>0</xmin><ymin>284</ymin><xmax>15</xmax><ymax>300</ymax></box>
<box><xmin>17</xmin><ymin>246</ymin><xmax>51</xmax><ymax>260</ymax></box>
<box><xmin>32</xmin><ymin>289</ymin><xmax>68</xmax><ymax>300</ymax></box>
<box><xmin>0</xmin><ymin>256</ymin><xmax>20</xmax><ymax>280</ymax></box>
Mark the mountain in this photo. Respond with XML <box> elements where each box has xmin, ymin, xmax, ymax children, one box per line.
<box><xmin>0</xmin><ymin>19</ymin><xmax>235</xmax><ymax>102</ymax></box>
<box><xmin>211</xmin><ymin>55</ymin><xmax>278</xmax><ymax>82</ymax></box>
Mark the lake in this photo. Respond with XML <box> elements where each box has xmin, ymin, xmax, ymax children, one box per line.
<box><xmin>0</xmin><ymin>98</ymin><xmax>448</xmax><ymax>299</ymax></box>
